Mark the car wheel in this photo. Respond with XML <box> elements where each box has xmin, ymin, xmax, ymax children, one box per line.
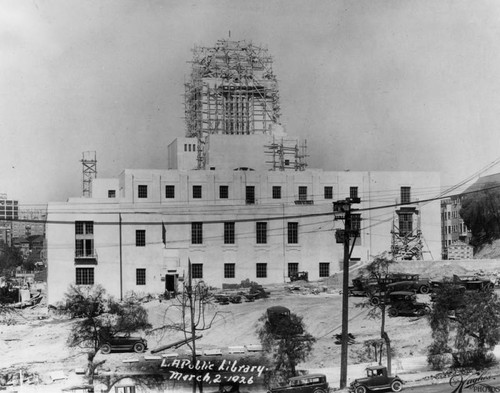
<box><xmin>419</xmin><ymin>285</ymin><xmax>430</xmax><ymax>294</ymax></box>
<box><xmin>391</xmin><ymin>380</ymin><xmax>403</xmax><ymax>392</ymax></box>
<box><xmin>133</xmin><ymin>342</ymin><xmax>146</xmax><ymax>353</ymax></box>
<box><xmin>355</xmin><ymin>386</ymin><xmax>367</xmax><ymax>393</ymax></box>
<box><xmin>370</xmin><ymin>296</ymin><xmax>380</xmax><ymax>306</ymax></box>
<box><xmin>388</xmin><ymin>308</ymin><xmax>398</xmax><ymax>317</ymax></box>
<box><xmin>100</xmin><ymin>344</ymin><xmax>111</xmax><ymax>354</ymax></box>
<box><xmin>313</xmin><ymin>389</ymin><xmax>327</xmax><ymax>393</ymax></box>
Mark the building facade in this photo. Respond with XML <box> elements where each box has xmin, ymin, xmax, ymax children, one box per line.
<box><xmin>440</xmin><ymin>197</ymin><xmax>471</xmax><ymax>259</ymax></box>
<box><xmin>46</xmin><ymin>168</ymin><xmax>441</xmax><ymax>305</ymax></box>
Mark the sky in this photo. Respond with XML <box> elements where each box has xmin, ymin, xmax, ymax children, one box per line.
<box><xmin>2</xmin><ymin>0</ymin><xmax>500</xmax><ymax>206</ymax></box>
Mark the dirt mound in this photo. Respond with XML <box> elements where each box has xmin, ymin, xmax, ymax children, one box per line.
<box><xmin>421</xmin><ymin>263</ymin><xmax>471</xmax><ymax>279</ymax></box>
<box><xmin>475</xmin><ymin>239</ymin><xmax>500</xmax><ymax>259</ymax></box>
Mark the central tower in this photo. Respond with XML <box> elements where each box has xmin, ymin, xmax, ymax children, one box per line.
<box><xmin>185</xmin><ymin>39</ymin><xmax>281</xmax><ymax>169</ymax></box>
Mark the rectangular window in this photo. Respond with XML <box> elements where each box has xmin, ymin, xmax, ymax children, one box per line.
<box><xmin>256</xmin><ymin>222</ymin><xmax>267</xmax><ymax>244</ymax></box>
<box><xmin>298</xmin><ymin>186</ymin><xmax>308</xmax><ymax>201</ymax></box>
<box><xmin>136</xmin><ymin>268</ymin><xmax>146</xmax><ymax>285</ymax></box>
<box><xmin>115</xmin><ymin>387</ymin><xmax>136</xmax><ymax>393</ymax></box>
<box><xmin>401</xmin><ymin>187</ymin><xmax>411</xmax><ymax>204</ymax></box>
<box><xmin>256</xmin><ymin>263</ymin><xmax>267</xmax><ymax>278</ymax></box>
<box><xmin>350</xmin><ymin>187</ymin><xmax>358</xmax><ymax>199</ymax></box>
<box><xmin>108</xmin><ymin>190</ymin><xmax>116</xmax><ymax>198</ymax></box>
<box><xmin>224</xmin><ymin>263</ymin><xmax>235</xmax><ymax>278</ymax></box>
<box><xmin>319</xmin><ymin>262</ymin><xmax>330</xmax><ymax>278</ymax></box>
<box><xmin>324</xmin><ymin>186</ymin><xmax>333</xmax><ymax>199</ymax></box>
<box><xmin>76</xmin><ymin>268</ymin><xmax>94</xmax><ymax>285</ymax></box>
<box><xmin>184</xmin><ymin>144</ymin><xmax>187</xmax><ymax>152</ymax></box>
<box><xmin>192</xmin><ymin>222</ymin><xmax>203</xmax><ymax>244</ymax></box>
<box><xmin>75</xmin><ymin>221</ymin><xmax>94</xmax><ymax>257</ymax></box>
<box><xmin>272</xmin><ymin>186</ymin><xmax>281</xmax><ymax>199</ymax></box>
<box><xmin>136</xmin><ymin>230</ymin><xmax>146</xmax><ymax>247</ymax></box>
<box><xmin>138</xmin><ymin>185</ymin><xmax>148</xmax><ymax>198</ymax></box>
<box><xmin>288</xmin><ymin>263</ymin><xmax>299</xmax><ymax>278</ymax></box>
<box><xmin>224</xmin><ymin>222</ymin><xmax>235</xmax><ymax>244</ymax></box>
<box><xmin>287</xmin><ymin>222</ymin><xmax>298</xmax><ymax>244</ymax></box>
<box><xmin>246</xmin><ymin>186</ymin><xmax>255</xmax><ymax>204</ymax></box>
<box><xmin>399</xmin><ymin>213</ymin><xmax>413</xmax><ymax>236</ymax></box>
<box><xmin>351</xmin><ymin>214</ymin><xmax>361</xmax><ymax>232</ymax></box>
<box><xmin>193</xmin><ymin>185</ymin><xmax>202</xmax><ymax>199</ymax></box>
<box><xmin>165</xmin><ymin>185</ymin><xmax>175</xmax><ymax>199</ymax></box>
<box><xmin>192</xmin><ymin>263</ymin><xmax>203</xmax><ymax>279</ymax></box>
<box><xmin>219</xmin><ymin>185</ymin><xmax>229</xmax><ymax>199</ymax></box>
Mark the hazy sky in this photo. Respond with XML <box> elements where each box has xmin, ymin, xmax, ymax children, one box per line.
<box><xmin>2</xmin><ymin>0</ymin><xmax>500</xmax><ymax>205</ymax></box>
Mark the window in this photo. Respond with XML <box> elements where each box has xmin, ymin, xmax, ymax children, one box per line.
<box><xmin>136</xmin><ymin>230</ymin><xmax>146</xmax><ymax>247</ymax></box>
<box><xmin>165</xmin><ymin>185</ymin><xmax>175</xmax><ymax>199</ymax></box>
<box><xmin>192</xmin><ymin>144</ymin><xmax>196</xmax><ymax>151</ymax></box>
<box><xmin>108</xmin><ymin>190</ymin><xmax>116</xmax><ymax>198</ymax></box>
<box><xmin>115</xmin><ymin>386</ymin><xmax>136</xmax><ymax>393</ymax></box>
<box><xmin>256</xmin><ymin>222</ymin><xmax>267</xmax><ymax>244</ymax></box>
<box><xmin>351</xmin><ymin>214</ymin><xmax>361</xmax><ymax>232</ymax></box>
<box><xmin>75</xmin><ymin>221</ymin><xmax>94</xmax><ymax>257</ymax></box>
<box><xmin>298</xmin><ymin>186</ymin><xmax>307</xmax><ymax>201</ymax></box>
<box><xmin>399</xmin><ymin>213</ymin><xmax>413</xmax><ymax>236</ymax></box>
<box><xmin>136</xmin><ymin>268</ymin><xmax>146</xmax><ymax>285</ymax></box>
<box><xmin>188</xmin><ymin>144</ymin><xmax>192</xmax><ymax>152</ymax></box>
<box><xmin>224</xmin><ymin>263</ymin><xmax>235</xmax><ymax>278</ymax></box>
<box><xmin>184</xmin><ymin>144</ymin><xmax>187</xmax><ymax>152</ymax></box>
<box><xmin>192</xmin><ymin>222</ymin><xmax>203</xmax><ymax>244</ymax></box>
<box><xmin>256</xmin><ymin>263</ymin><xmax>267</xmax><ymax>278</ymax></box>
<box><xmin>401</xmin><ymin>187</ymin><xmax>411</xmax><ymax>204</ymax></box>
<box><xmin>288</xmin><ymin>263</ymin><xmax>299</xmax><ymax>278</ymax></box>
<box><xmin>350</xmin><ymin>187</ymin><xmax>358</xmax><ymax>199</ymax></box>
<box><xmin>272</xmin><ymin>186</ymin><xmax>281</xmax><ymax>199</ymax></box>
<box><xmin>219</xmin><ymin>185</ymin><xmax>229</xmax><ymax>199</ymax></box>
<box><xmin>193</xmin><ymin>185</ymin><xmax>202</xmax><ymax>199</ymax></box>
<box><xmin>324</xmin><ymin>186</ymin><xmax>333</xmax><ymax>199</ymax></box>
<box><xmin>76</xmin><ymin>268</ymin><xmax>94</xmax><ymax>285</ymax></box>
<box><xmin>246</xmin><ymin>186</ymin><xmax>255</xmax><ymax>204</ymax></box>
<box><xmin>192</xmin><ymin>263</ymin><xmax>203</xmax><ymax>279</ymax></box>
<box><xmin>287</xmin><ymin>222</ymin><xmax>298</xmax><ymax>244</ymax></box>
<box><xmin>319</xmin><ymin>263</ymin><xmax>330</xmax><ymax>278</ymax></box>
<box><xmin>138</xmin><ymin>185</ymin><xmax>148</xmax><ymax>198</ymax></box>
<box><xmin>224</xmin><ymin>222</ymin><xmax>235</xmax><ymax>244</ymax></box>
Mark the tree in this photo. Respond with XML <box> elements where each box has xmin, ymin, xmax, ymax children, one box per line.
<box><xmin>428</xmin><ymin>282</ymin><xmax>500</xmax><ymax>369</ymax></box>
<box><xmin>355</xmin><ymin>255</ymin><xmax>395</xmax><ymax>373</ymax></box>
<box><xmin>0</xmin><ymin>245</ymin><xmax>23</xmax><ymax>277</ymax></box>
<box><xmin>257</xmin><ymin>311</ymin><xmax>315</xmax><ymax>387</ymax></box>
<box><xmin>63</xmin><ymin>285</ymin><xmax>151</xmax><ymax>388</ymax></box>
<box><xmin>460</xmin><ymin>185</ymin><xmax>500</xmax><ymax>249</ymax></box>
<box><xmin>152</xmin><ymin>262</ymin><xmax>225</xmax><ymax>393</ymax></box>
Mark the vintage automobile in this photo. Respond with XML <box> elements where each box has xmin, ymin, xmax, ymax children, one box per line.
<box><xmin>349</xmin><ymin>366</ymin><xmax>403</xmax><ymax>393</ymax></box>
<box><xmin>266</xmin><ymin>306</ymin><xmax>303</xmax><ymax>336</ymax></box>
<box><xmin>387</xmin><ymin>291</ymin><xmax>430</xmax><ymax>317</ymax></box>
<box><xmin>268</xmin><ymin>373</ymin><xmax>329</xmax><ymax>393</ymax></box>
<box><xmin>100</xmin><ymin>333</ymin><xmax>148</xmax><ymax>354</ymax></box>
<box><xmin>384</xmin><ymin>273</ymin><xmax>431</xmax><ymax>294</ymax></box>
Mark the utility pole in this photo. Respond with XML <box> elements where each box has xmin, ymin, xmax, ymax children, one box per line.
<box><xmin>334</xmin><ymin>197</ymin><xmax>360</xmax><ymax>389</ymax></box>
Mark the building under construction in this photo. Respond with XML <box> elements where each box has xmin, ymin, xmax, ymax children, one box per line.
<box><xmin>185</xmin><ymin>39</ymin><xmax>284</xmax><ymax>169</ymax></box>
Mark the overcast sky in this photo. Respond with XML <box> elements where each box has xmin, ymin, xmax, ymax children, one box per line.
<box><xmin>2</xmin><ymin>0</ymin><xmax>500</xmax><ymax>205</ymax></box>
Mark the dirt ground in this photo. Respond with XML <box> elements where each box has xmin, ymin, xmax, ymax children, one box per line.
<box><xmin>0</xmin><ymin>260</ymin><xmax>497</xmax><ymax>386</ymax></box>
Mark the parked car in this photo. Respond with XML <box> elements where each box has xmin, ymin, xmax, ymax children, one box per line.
<box><xmin>100</xmin><ymin>333</ymin><xmax>148</xmax><ymax>354</ymax></box>
<box><xmin>383</xmin><ymin>273</ymin><xmax>431</xmax><ymax>294</ymax></box>
<box><xmin>349</xmin><ymin>366</ymin><xmax>403</xmax><ymax>393</ymax></box>
<box><xmin>387</xmin><ymin>291</ymin><xmax>430</xmax><ymax>317</ymax></box>
<box><xmin>268</xmin><ymin>373</ymin><xmax>329</xmax><ymax>393</ymax></box>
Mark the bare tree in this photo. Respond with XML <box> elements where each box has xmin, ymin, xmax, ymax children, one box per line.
<box><xmin>152</xmin><ymin>261</ymin><xmax>226</xmax><ymax>393</ymax></box>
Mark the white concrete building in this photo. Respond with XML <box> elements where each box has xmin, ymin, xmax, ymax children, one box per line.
<box><xmin>46</xmin><ymin>157</ymin><xmax>441</xmax><ymax>305</ymax></box>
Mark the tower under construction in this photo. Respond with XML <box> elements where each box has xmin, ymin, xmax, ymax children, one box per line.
<box><xmin>185</xmin><ymin>39</ymin><xmax>282</xmax><ymax>169</ymax></box>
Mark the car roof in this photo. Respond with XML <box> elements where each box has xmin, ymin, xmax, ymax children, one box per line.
<box><xmin>289</xmin><ymin>374</ymin><xmax>325</xmax><ymax>381</ymax></box>
<box><xmin>389</xmin><ymin>291</ymin><xmax>414</xmax><ymax>295</ymax></box>
<box><xmin>366</xmin><ymin>365</ymin><xmax>386</xmax><ymax>370</ymax></box>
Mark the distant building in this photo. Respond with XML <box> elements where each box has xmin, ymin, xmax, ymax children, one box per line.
<box><xmin>441</xmin><ymin>197</ymin><xmax>471</xmax><ymax>259</ymax></box>
<box><xmin>0</xmin><ymin>194</ymin><xmax>18</xmax><ymax>248</ymax></box>
<box><xmin>447</xmin><ymin>240</ymin><xmax>474</xmax><ymax>260</ymax></box>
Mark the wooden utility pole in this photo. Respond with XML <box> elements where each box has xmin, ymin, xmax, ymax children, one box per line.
<box><xmin>334</xmin><ymin>197</ymin><xmax>360</xmax><ymax>389</ymax></box>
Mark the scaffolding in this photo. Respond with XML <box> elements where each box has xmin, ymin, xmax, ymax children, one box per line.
<box><xmin>184</xmin><ymin>39</ymin><xmax>281</xmax><ymax>169</ymax></box>
<box><xmin>81</xmin><ymin>151</ymin><xmax>97</xmax><ymax>198</ymax></box>
<box><xmin>265</xmin><ymin>137</ymin><xmax>308</xmax><ymax>171</ymax></box>
<box><xmin>390</xmin><ymin>207</ymin><xmax>424</xmax><ymax>260</ymax></box>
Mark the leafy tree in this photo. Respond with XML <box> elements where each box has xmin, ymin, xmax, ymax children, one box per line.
<box><xmin>460</xmin><ymin>185</ymin><xmax>500</xmax><ymax>249</ymax></box>
<box><xmin>257</xmin><ymin>311</ymin><xmax>315</xmax><ymax>387</ymax></box>
<box><xmin>63</xmin><ymin>285</ymin><xmax>151</xmax><ymax>388</ymax></box>
<box><xmin>428</xmin><ymin>282</ymin><xmax>500</xmax><ymax>369</ymax></box>
<box><xmin>0</xmin><ymin>245</ymin><xmax>23</xmax><ymax>277</ymax></box>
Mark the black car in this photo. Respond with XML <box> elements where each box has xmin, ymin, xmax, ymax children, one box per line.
<box><xmin>387</xmin><ymin>291</ymin><xmax>430</xmax><ymax>317</ymax></box>
<box><xmin>100</xmin><ymin>333</ymin><xmax>148</xmax><ymax>354</ymax></box>
<box><xmin>349</xmin><ymin>366</ymin><xmax>403</xmax><ymax>393</ymax></box>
